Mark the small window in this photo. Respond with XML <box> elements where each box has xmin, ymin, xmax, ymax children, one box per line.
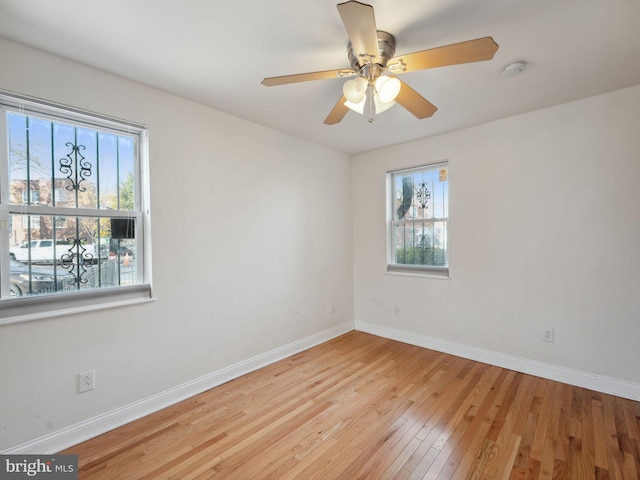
<box><xmin>21</xmin><ymin>216</ymin><xmax>41</xmax><ymax>230</ymax></box>
<box><xmin>0</xmin><ymin>91</ymin><xmax>152</xmax><ymax>323</ymax></box>
<box><xmin>21</xmin><ymin>189</ymin><xmax>40</xmax><ymax>204</ymax></box>
<box><xmin>54</xmin><ymin>188</ymin><xmax>68</xmax><ymax>204</ymax></box>
<box><xmin>387</xmin><ymin>161</ymin><xmax>449</xmax><ymax>276</ymax></box>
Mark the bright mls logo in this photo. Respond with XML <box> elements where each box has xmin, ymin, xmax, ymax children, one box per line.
<box><xmin>0</xmin><ymin>455</ymin><xmax>77</xmax><ymax>479</ymax></box>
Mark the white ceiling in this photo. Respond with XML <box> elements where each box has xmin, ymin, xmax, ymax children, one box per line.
<box><xmin>0</xmin><ymin>0</ymin><xmax>639</xmax><ymax>155</ymax></box>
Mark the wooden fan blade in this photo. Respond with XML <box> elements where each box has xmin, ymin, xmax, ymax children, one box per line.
<box><xmin>395</xmin><ymin>80</ymin><xmax>438</xmax><ymax>119</ymax></box>
<box><xmin>337</xmin><ymin>1</ymin><xmax>379</xmax><ymax>64</ymax></box>
<box><xmin>324</xmin><ymin>96</ymin><xmax>350</xmax><ymax>125</ymax></box>
<box><xmin>262</xmin><ymin>69</ymin><xmax>355</xmax><ymax>87</ymax></box>
<box><xmin>389</xmin><ymin>37</ymin><xmax>499</xmax><ymax>74</ymax></box>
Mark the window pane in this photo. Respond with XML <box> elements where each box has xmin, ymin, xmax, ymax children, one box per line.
<box><xmin>8</xmin><ymin>113</ymin><xmax>137</xmax><ymax>212</ymax></box>
<box><xmin>393</xmin><ymin>221</ymin><xmax>447</xmax><ymax>267</ymax></box>
<box><xmin>394</xmin><ymin>167</ymin><xmax>448</xmax><ymax>221</ymax></box>
<box><xmin>9</xmin><ymin>214</ymin><xmax>138</xmax><ymax>296</ymax></box>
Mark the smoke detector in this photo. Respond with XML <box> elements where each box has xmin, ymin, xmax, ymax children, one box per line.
<box><xmin>502</xmin><ymin>61</ymin><xmax>526</xmax><ymax>77</ymax></box>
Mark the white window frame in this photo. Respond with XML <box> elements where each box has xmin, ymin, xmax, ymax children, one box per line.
<box><xmin>386</xmin><ymin>161</ymin><xmax>449</xmax><ymax>278</ymax></box>
<box><xmin>0</xmin><ymin>90</ymin><xmax>153</xmax><ymax>324</ymax></box>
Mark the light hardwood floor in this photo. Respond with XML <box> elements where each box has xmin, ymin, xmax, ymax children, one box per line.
<box><xmin>61</xmin><ymin>331</ymin><xmax>640</xmax><ymax>479</ymax></box>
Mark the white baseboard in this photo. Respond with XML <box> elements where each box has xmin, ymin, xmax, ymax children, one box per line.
<box><xmin>3</xmin><ymin>322</ymin><xmax>354</xmax><ymax>455</ymax></box>
<box><xmin>355</xmin><ymin>320</ymin><xmax>640</xmax><ymax>402</ymax></box>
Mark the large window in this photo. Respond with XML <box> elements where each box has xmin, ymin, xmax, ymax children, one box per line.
<box><xmin>387</xmin><ymin>161</ymin><xmax>449</xmax><ymax>276</ymax></box>
<box><xmin>0</xmin><ymin>92</ymin><xmax>151</xmax><ymax>322</ymax></box>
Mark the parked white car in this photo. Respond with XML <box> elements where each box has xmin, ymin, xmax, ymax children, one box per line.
<box><xmin>10</xmin><ymin>239</ymin><xmax>98</xmax><ymax>264</ymax></box>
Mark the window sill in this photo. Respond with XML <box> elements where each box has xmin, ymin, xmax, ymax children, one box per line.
<box><xmin>386</xmin><ymin>265</ymin><xmax>450</xmax><ymax>280</ymax></box>
<box><xmin>0</xmin><ymin>285</ymin><xmax>155</xmax><ymax>326</ymax></box>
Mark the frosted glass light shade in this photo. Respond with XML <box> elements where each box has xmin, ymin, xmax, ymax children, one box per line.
<box><xmin>375</xmin><ymin>76</ymin><xmax>401</xmax><ymax>103</ymax></box>
<box><xmin>374</xmin><ymin>94</ymin><xmax>395</xmax><ymax>114</ymax></box>
<box><xmin>343</xmin><ymin>77</ymin><xmax>367</xmax><ymax>103</ymax></box>
<box><xmin>344</xmin><ymin>97</ymin><xmax>366</xmax><ymax>114</ymax></box>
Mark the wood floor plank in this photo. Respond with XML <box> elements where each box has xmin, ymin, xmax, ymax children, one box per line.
<box><xmin>426</xmin><ymin>368</ymin><xmax>505</xmax><ymax>479</ymax></box>
<box><xmin>481</xmin><ymin>374</ymin><xmax>534</xmax><ymax>480</ymax></box>
<box><xmin>495</xmin><ymin>433</ymin><xmax>521</xmax><ymax>480</ymax></box>
<box><xmin>449</xmin><ymin>369</ymin><xmax>512</xmax><ymax>479</ymax></box>
<box><xmin>538</xmin><ymin>438</ymin><xmax>557</xmax><ymax>480</ymax></box>
<box><xmin>59</xmin><ymin>331</ymin><xmax>640</xmax><ymax>480</ymax></box>
<box><xmin>592</xmin><ymin>399</ymin><xmax>610</xmax><ymax>471</ymax></box>
<box><xmin>581</xmin><ymin>391</ymin><xmax>597</xmax><ymax>480</ymax></box>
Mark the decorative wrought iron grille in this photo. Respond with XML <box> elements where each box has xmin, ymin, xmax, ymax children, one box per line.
<box><xmin>59</xmin><ymin>140</ymin><xmax>92</xmax><ymax>194</ymax></box>
<box><xmin>59</xmin><ymin>237</ymin><xmax>94</xmax><ymax>287</ymax></box>
<box><xmin>416</xmin><ymin>182</ymin><xmax>431</xmax><ymax>209</ymax></box>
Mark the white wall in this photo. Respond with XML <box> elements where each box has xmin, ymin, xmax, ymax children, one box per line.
<box><xmin>353</xmin><ymin>85</ymin><xmax>640</xmax><ymax>393</ymax></box>
<box><xmin>0</xmin><ymin>38</ymin><xmax>353</xmax><ymax>450</ymax></box>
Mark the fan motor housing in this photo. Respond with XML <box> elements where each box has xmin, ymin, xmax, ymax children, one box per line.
<box><xmin>348</xmin><ymin>30</ymin><xmax>396</xmax><ymax>72</ymax></box>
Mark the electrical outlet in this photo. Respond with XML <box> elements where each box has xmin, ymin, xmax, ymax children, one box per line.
<box><xmin>78</xmin><ymin>370</ymin><xmax>95</xmax><ymax>393</ymax></box>
<box><xmin>330</xmin><ymin>304</ymin><xmax>336</xmax><ymax>315</ymax></box>
<box><xmin>542</xmin><ymin>328</ymin><xmax>554</xmax><ymax>343</ymax></box>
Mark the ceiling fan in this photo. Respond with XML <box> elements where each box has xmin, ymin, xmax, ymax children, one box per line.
<box><xmin>262</xmin><ymin>0</ymin><xmax>499</xmax><ymax>125</ymax></box>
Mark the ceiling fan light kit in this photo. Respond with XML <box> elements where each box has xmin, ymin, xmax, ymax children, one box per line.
<box><xmin>342</xmin><ymin>68</ymin><xmax>401</xmax><ymax>118</ymax></box>
<box><xmin>262</xmin><ymin>0</ymin><xmax>500</xmax><ymax>125</ymax></box>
